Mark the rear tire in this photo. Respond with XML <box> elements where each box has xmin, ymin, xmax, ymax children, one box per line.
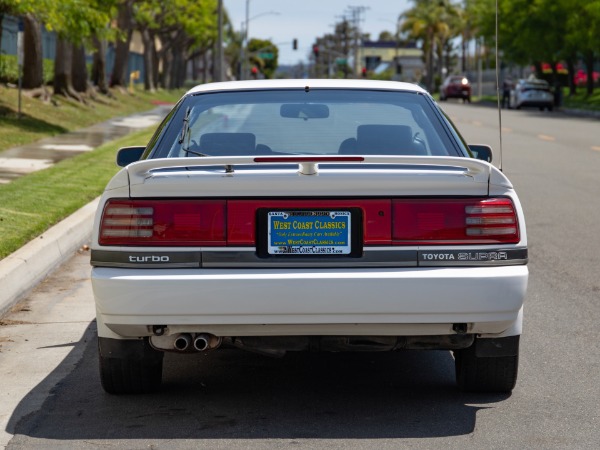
<box><xmin>98</xmin><ymin>338</ymin><xmax>164</xmax><ymax>394</ymax></box>
<box><xmin>454</xmin><ymin>338</ymin><xmax>519</xmax><ymax>393</ymax></box>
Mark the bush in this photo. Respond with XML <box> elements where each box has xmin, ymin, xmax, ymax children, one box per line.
<box><xmin>0</xmin><ymin>53</ymin><xmax>54</xmax><ymax>85</ymax></box>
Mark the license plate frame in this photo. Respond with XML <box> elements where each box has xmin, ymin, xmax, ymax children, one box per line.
<box><xmin>267</xmin><ymin>210</ymin><xmax>351</xmax><ymax>255</ymax></box>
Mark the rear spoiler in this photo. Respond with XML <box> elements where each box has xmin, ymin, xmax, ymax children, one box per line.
<box><xmin>127</xmin><ymin>155</ymin><xmax>510</xmax><ymax>188</ymax></box>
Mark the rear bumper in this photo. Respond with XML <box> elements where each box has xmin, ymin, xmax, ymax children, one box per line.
<box><xmin>92</xmin><ymin>265</ymin><xmax>528</xmax><ymax>338</ymax></box>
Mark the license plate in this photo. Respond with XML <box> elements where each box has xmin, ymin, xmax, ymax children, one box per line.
<box><xmin>268</xmin><ymin>211</ymin><xmax>351</xmax><ymax>255</ymax></box>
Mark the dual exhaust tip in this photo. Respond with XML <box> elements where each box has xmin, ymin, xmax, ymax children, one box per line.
<box><xmin>173</xmin><ymin>333</ymin><xmax>219</xmax><ymax>352</ymax></box>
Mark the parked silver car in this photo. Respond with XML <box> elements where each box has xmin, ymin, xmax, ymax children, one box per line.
<box><xmin>509</xmin><ymin>78</ymin><xmax>554</xmax><ymax>111</ymax></box>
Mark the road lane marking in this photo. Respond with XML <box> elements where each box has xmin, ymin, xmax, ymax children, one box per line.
<box><xmin>501</xmin><ymin>127</ymin><xmax>512</xmax><ymax>133</ymax></box>
<box><xmin>538</xmin><ymin>134</ymin><xmax>556</xmax><ymax>142</ymax></box>
<box><xmin>592</xmin><ymin>146</ymin><xmax>600</xmax><ymax>152</ymax></box>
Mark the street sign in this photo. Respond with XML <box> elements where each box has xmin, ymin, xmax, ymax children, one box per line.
<box><xmin>258</xmin><ymin>52</ymin><xmax>274</xmax><ymax>60</ymax></box>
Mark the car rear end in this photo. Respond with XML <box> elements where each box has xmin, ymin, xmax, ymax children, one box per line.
<box><xmin>516</xmin><ymin>80</ymin><xmax>554</xmax><ymax>110</ymax></box>
<box><xmin>90</xmin><ymin>80</ymin><xmax>528</xmax><ymax>394</ymax></box>
<box><xmin>441</xmin><ymin>76</ymin><xmax>471</xmax><ymax>102</ymax></box>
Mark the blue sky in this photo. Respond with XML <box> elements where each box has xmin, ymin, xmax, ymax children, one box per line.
<box><xmin>223</xmin><ymin>0</ymin><xmax>412</xmax><ymax>66</ymax></box>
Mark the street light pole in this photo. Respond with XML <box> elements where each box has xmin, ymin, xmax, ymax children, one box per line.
<box><xmin>216</xmin><ymin>0</ymin><xmax>224</xmax><ymax>81</ymax></box>
<box><xmin>238</xmin><ymin>5</ymin><xmax>279</xmax><ymax>81</ymax></box>
<box><xmin>244</xmin><ymin>0</ymin><xmax>250</xmax><ymax>79</ymax></box>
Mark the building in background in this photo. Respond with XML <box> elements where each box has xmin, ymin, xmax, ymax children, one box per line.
<box><xmin>359</xmin><ymin>40</ymin><xmax>423</xmax><ymax>82</ymax></box>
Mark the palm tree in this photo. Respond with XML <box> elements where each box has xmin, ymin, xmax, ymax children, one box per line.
<box><xmin>399</xmin><ymin>0</ymin><xmax>458</xmax><ymax>91</ymax></box>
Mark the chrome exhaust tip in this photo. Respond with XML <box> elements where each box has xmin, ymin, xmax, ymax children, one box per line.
<box><xmin>193</xmin><ymin>335</ymin><xmax>209</xmax><ymax>351</ymax></box>
<box><xmin>174</xmin><ymin>334</ymin><xmax>192</xmax><ymax>351</ymax></box>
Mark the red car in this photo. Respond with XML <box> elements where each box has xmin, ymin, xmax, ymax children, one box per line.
<box><xmin>440</xmin><ymin>75</ymin><xmax>471</xmax><ymax>103</ymax></box>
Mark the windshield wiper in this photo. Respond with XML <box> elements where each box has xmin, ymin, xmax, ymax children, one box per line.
<box><xmin>182</xmin><ymin>148</ymin><xmax>208</xmax><ymax>157</ymax></box>
<box><xmin>178</xmin><ymin>107</ymin><xmax>208</xmax><ymax>157</ymax></box>
<box><xmin>178</xmin><ymin>106</ymin><xmax>191</xmax><ymax>144</ymax></box>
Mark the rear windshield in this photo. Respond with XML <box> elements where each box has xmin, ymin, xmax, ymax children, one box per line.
<box><xmin>150</xmin><ymin>89</ymin><xmax>462</xmax><ymax>159</ymax></box>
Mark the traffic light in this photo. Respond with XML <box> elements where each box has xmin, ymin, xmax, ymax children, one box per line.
<box><xmin>293</xmin><ymin>39</ymin><xmax>298</xmax><ymax>50</ymax></box>
<box><xmin>362</xmin><ymin>67</ymin><xmax>367</xmax><ymax>78</ymax></box>
<box><xmin>312</xmin><ymin>45</ymin><xmax>319</xmax><ymax>59</ymax></box>
<box><xmin>251</xmin><ymin>66</ymin><xmax>258</xmax><ymax>79</ymax></box>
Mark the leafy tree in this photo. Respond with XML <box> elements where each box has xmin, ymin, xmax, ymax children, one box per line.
<box><xmin>399</xmin><ymin>0</ymin><xmax>457</xmax><ymax>91</ymax></box>
<box><xmin>248</xmin><ymin>38</ymin><xmax>278</xmax><ymax>79</ymax></box>
<box><xmin>135</xmin><ymin>0</ymin><xmax>219</xmax><ymax>89</ymax></box>
<box><xmin>565</xmin><ymin>0</ymin><xmax>600</xmax><ymax>95</ymax></box>
<box><xmin>0</xmin><ymin>0</ymin><xmax>50</xmax><ymax>89</ymax></box>
<box><xmin>46</xmin><ymin>0</ymin><xmax>115</xmax><ymax>98</ymax></box>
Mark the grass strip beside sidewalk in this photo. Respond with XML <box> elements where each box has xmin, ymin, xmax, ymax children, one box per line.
<box><xmin>0</xmin><ymin>128</ymin><xmax>154</xmax><ymax>260</ymax></box>
<box><xmin>0</xmin><ymin>86</ymin><xmax>182</xmax><ymax>153</ymax></box>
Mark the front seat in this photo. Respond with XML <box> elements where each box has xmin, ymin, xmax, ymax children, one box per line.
<box><xmin>198</xmin><ymin>133</ymin><xmax>257</xmax><ymax>156</ymax></box>
<box><xmin>356</xmin><ymin>124</ymin><xmax>417</xmax><ymax>155</ymax></box>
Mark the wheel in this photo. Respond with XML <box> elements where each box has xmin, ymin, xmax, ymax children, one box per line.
<box><xmin>98</xmin><ymin>337</ymin><xmax>164</xmax><ymax>394</ymax></box>
<box><xmin>454</xmin><ymin>337</ymin><xmax>519</xmax><ymax>393</ymax></box>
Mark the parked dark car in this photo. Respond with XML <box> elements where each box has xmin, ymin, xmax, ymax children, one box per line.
<box><xmin>440</xmin><ymin>76</ymin><xmax>471</xmax><ymax>103</ymax></box>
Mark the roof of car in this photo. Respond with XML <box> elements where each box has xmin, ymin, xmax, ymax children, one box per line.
<box><xmin>518</xmin><ymin>78</ymin><xmax>549</xmax><ymax>86</ymax></box>
<box><xmin>185</xmin><ymin>79</ymin><xmax>427</xmax><ymax>95</ymax></box>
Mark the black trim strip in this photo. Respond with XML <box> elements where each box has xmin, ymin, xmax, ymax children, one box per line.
<box><xmin>418</xmin><ymin>249</ymin><xmax>528</xmax><ymax>266</ymax></box>
<box><xmin>202</xmin><ymin>250</ymin><xmax>418</xmax><ymax>268</ymax></box>
<box><xmin>91</xmin><ymin>248</ymin><xmax>527</xmax><ymax>268</ymax></box>
<box><xmin>91</xmin><ymin>250</ymin><xmax>201</xmax><ymax>268</ymax></box>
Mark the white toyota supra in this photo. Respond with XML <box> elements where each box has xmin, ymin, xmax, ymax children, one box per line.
<box><xmin>91</xmin><ymin>79</ymin><xmax>528</xmax><ymax>394</ymax></box>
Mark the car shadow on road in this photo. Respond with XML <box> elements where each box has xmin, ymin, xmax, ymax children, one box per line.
<box><xmin>7</xmin><ymin>321</ymin><xmax>511</xmax><ymax>443</ymax></box>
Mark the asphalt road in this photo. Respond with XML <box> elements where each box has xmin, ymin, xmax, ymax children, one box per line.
<box><xmin>1</xmin><ymin>102</ymin><xmax>599</xmax><ymax>449</ymax></box>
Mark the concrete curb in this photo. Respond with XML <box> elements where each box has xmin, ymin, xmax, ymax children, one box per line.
<box><xmin>0</xmin><ymin>198</ymin><xmax>99</xmax><ymax>318</ymax></box>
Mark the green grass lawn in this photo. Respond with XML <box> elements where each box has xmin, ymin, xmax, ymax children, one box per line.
<box><xmin>0</xmin><ymin>84</ymin><xmax>185</xmax><ymax>259</ymax></box>
<box><xmin>0</xmin><ymin>128</ymin><xmax>154</xmax><ymax>260</ymax></box>
<box><xmin>561</xmin><ymin>88</ymin><xmax>600</xmax><ymax>111</ymax></box>
<box><xmin>0</xmin><ymin>85</ymin><xmax>182</xmax><ymax>153</ymax></box>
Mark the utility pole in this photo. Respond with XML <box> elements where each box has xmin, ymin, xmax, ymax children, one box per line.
<box><xmin>346</xmin><ymin>6</ymin><xmax>368</xmax><ymax>78</ymax></box>
<box><xmin>216</xmin><ymin>0</ymin><xmax>224</xmax><ymax>81</ymax></box>
<box><xmin>17</xmin><ymin>19</ymin><xmax>24</xmax><ymax>119</ymax></box>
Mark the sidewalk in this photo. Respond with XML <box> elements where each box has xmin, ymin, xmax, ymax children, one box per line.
<box><xmin>0</xmin><ymin>105</ymin><xmax>172</xmax><ymax>184</ymax></box>
<box><xmin>0</xmin><ymin>106</ymin><xmax>172</xmax><ymax>316</ymax></box>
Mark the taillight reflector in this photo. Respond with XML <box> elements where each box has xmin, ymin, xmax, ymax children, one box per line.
<box><xmin>392</xmin><ymin>198</ymin><xmax>519</xmax><ymax>244</ymax></box>
<box><xmin>99</xmin><ymin>199</ymin><xmax>226</xmax><ymax>246</ymax></box>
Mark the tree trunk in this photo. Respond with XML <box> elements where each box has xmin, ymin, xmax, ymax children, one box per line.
<box><xmin>585</xmin><ymin>51</ymin><xmax>594</xmax><ymax>96</ymax></box>
<box><xmin>202</xmin><ymin>51</ymin><xmax>209</xmax><ymax>84</ymax></box>
<box><xmin>160</xmin><ymin>49</ymin><xmax>173</xmax><ymax>89</ymax></box>
<box><xmin>110</xmin><ymin>0</ymin><xmax>134</xmax><ymax>87</ymax></box>
<box><xmin>141</xmin><ymin>28</ymin><xmax>156</xmax><ymax>92</ymax></box>
<box><xmin>71</xmin><ymin>43</ymin><xmax>88</xmax><ymax>93</ymax></box>
<box><xmin>152</xmin><ymin>35</ymin><xmax>159</xmax><ymax>89</ymax></box>
<box><xmin>22</xmin><ymin>14</ymin><xmax>44</xmax><ymax>89</ymax></box>
<box><xmin>566</xmin><ymin>57</ymin><xmax>576</xmax><ymax>96</ymax></box>
<box><xmin>191</xmin><ymin>56</ymin><xmax>198</xmax><ymax>82</ymax></box>
<box><xmin>0</xmin><ymin>14</ymin><xmax>4</xmax><ymax>56</ymax></box>
<box><xmin>91</xmin><ymin>34</ymin><xmax>110</xmax><ymax>94</ymax></box>
<box><xmin>169</xmin><ymin>45</ymin><xmax>185</xmax><ymax>89</ymax></box>
<box><xmin>54</xmin><ymin>37</ymin><xmax>81</xmax><ymax>100</ymax></box>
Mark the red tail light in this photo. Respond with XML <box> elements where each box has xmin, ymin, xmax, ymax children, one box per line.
<box><xmin>392</xmin><ymin>198</ymin><xmax>519</xmax><ymax>245</ymax></box>
<box><xmin>99</xmin><ymin>199</ymin><xmax>226</xmax><ymax>246</ymax></box>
